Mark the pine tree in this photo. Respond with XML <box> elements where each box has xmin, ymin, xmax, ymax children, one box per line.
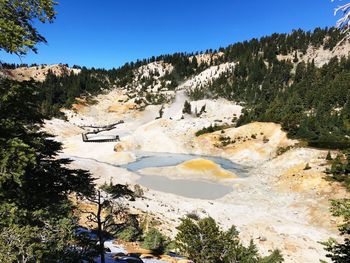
<box><xmin>141</xmin><ymin>228</ymin><xmax>168</xmax><ymax>254</ymax></box>
<box><xmin>326</xmin><ymin>151</ymin><xmax>333</xmax><ymax>161</ymax></box>
<box><xmin>175</xmin><ymin>217</ymin><xmax>283</xmax><ymax>263</ymax></box>
<box><xmin>79</xmin><ymin>184</ymin><xmax>134</xmax><ymax>263</ymax></box>
<box><xmin>183</xmin><ymin>100</ymin><xmax>192</xmax><ymax>114</ymax></box>
<box><xmin>0</xmin><ymin>79</ymin><xmax>94</xmax><ymax>261</ymax></box>
<box><xmin>293</xmin><ymin>51</ymin><xmax>299</xmax><ymax>63</ymax></box>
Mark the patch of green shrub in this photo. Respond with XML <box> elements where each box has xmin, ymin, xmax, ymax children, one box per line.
<box><xmin>141</xmin><ymin>228</ymin><xmax>168</xmax><ymax>254</ymax></box>
<box><xmin>195</xmin><ymin>124</ymin><xmax>232</xmax><ymax>137</ymax></box>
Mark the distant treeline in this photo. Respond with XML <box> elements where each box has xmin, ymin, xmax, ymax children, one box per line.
<box><xmin>31</xmin><ymin>27</ymin><xmax>350</xmax><ymax>147</ymax></box>
<box><xmin>202</xmin><ymin>55</ymin><xmax>350</xmax><ymax>149</ymax></box>
<box><xmin>0</xmin><ymin>62</ymin><xmax>83</xmax><ymax>69</ymax></box>
<box><xmin>188</xmin><ymin>27</ymin><xmax>350</xmax><ymax>148</ymax></box>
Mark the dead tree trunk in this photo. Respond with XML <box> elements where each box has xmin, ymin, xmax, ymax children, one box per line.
<box><xmin>96</xmin><ymin>191</ymin><xmax>105</xmax><ymax>263</ymax></box>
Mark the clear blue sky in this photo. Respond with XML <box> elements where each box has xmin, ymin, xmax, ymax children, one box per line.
<box><xmin>0</xmin><ymin>0</ymin><xmax>343</xmax><ymax>69</ymax></box>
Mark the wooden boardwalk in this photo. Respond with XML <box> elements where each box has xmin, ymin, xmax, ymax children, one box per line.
<box><xmin>82</xmin><ymin>133</ymin><xmax>119</xmax><ymax>143</ymax></box>
<box><xmin>80</xmin><ymin>120</ymin><xmax>123</xmax><ymax>143</ymax></box>
<box><xmin>79</xmin><ymin>120</ymin><xmax>124</xmax><ymax>129</ymax></box>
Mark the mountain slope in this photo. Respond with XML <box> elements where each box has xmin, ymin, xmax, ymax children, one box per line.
<box><xmin>5</xmin><ymin>27</ymin><xmax>350</xmax><ymax>147</ymax></box>
<box><xmin>3</xmin><ymin>63</ymin><xmax>80</xmax><ymax>82</ymax></box>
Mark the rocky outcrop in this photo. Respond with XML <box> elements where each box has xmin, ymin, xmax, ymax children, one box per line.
<box><xmin>4</xmin><ymin>64</ymin><xmax>80</xmax><ymax>82</ymax></box>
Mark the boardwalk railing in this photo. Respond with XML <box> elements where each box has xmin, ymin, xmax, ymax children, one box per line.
<box><xmin>80</xmin><ymin>120</ymin><xmax>123</xmax><ymax>143</ymax></box>
<box><xmin>79</xmin><ymin>120</ymin><xmax>124</xmax><ymax>129</ymax></box>
<box><xmin>82</xmin><ymin>134</ymin><xmax>120</xmax><ymax>143</ymax></box>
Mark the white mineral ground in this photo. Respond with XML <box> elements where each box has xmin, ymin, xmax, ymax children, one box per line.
<box><xmin>44</xmin><ymin>88</ymin><xmax>349</xmax><ymax>263</ymax></box>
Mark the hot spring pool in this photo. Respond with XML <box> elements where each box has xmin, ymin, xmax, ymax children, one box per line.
<box><xmin>120</xmin><ymin>152</ymin><xmax>248</xmax><ymax>199</ymax></box>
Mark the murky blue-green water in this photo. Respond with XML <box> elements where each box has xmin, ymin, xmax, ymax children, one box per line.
<box><xmin>121</xmin><ymin>152</ymin><xmax>246</xmax><ymax>173</ymax></box>
<box><xmin>120</xmin><ymin>152</ymin><xmax>248</xmax><ymax>199</ymax></box>
<box><xmin>138</xmin><ymin>175</ymin><xmax>233</xmax><ymax>199</ymax></box>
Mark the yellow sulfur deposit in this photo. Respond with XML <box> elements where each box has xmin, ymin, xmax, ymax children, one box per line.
<box><xmin>179</xmin><ymin>158</ymin><xmax>236</xmax><ymax>178</ymax></box>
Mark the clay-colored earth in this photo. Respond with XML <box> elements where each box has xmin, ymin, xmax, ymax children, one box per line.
<box><xmin>43</xmin><ymin>77</ymin><xmax>348</xmax><ymax>262</ymax></box>
<box><xmin>5</xmin><ymin>64</ymin><xmax>80</xmax><ymax>82</ymax></box>
<box><xmin>139</xmin><ymin>158</ymin><xmax>237</xmax><ymax>182</ymax></box>
<box><xmin>179</xmin><ymin>159</ymin><xmax>236</xmax><ymax>178</ymax></box>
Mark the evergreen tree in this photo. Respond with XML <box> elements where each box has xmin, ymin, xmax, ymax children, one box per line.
<box><xmin>327</xmin><ymin>151</ymin><xmax>333</xmax><ymax>161</ymax></box>
<box><xmin>79</xmin><ymin>184</ymin><xmax>134</xmax><ymax>263</ymax></box>
<box><xmin>0</xmin><ymin>79</ymin><xmax>94</xmax><ymax>262</ymax></box>
<box><xmin>322</xmin><ymin>199</ymin><xmax>350</xmax><ymax>263</ymax></box>
<box><xmin>293</xmin><ymin>51</ymin><xmax>299</xmax><ymax>63</ymax></box>
<box><xmin>141</xmin><ymin>228</ymin><xmax>168</xmax><ymax>254</ymax></box>
<box><xmin>183</xmin><ymin>100</ymin><xmax>192</xmax><ymax>114</ymax></box>
<box><xmin>175</xmin><ymin>217</ymin><xmax>283</xmax><ymax>263</ymax></box>
<box><xmin>322</xmin><ymin>152</ymin><xmax>350</xmax><ymax>262</ymax></box>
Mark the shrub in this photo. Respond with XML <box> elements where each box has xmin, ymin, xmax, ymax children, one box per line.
<box><xmin>195</xmin><ymin>124</ymin><xmax>232</xmax><ymax>137</ymax></box>
<box><xmin>141</xmin><ymin>228</ymin><xmax>167</xmax><ymax>254</ymax></box>
<box><xmin>325</xmin><ymin>151</ymin><xmax>350</xmax><ymax>190</ymax></box>
<box><xmin>186</xmin><ymin>212</ymin><xmax>200</xmax><ymax>221</ymax></box>
<box><xmin>118</xmin><ymin>226</ymin><xmax>141</xmax><ymax>242</ymax></box>
<box><xmin>326</xmin><ymin>151</ymin><xmax>332</xmax><ymax>161</ymax></box>
<box><xmin>322</xmin><ymin>199</ymin><xmax>350</xmax><ymax>262</ymax></box>
<box><xmin>276</xmin><ymin>146</ymin><xmax>293</xmax><ymax>156</ymax></box>
<box><xmin>183</xmin><ymin>100</ymin><xmax>192</xmax><ymax>114</ymax></box>
<box><xmin>304</xmin><ymin>163</ymin><xmax>311</xmax><ymax>170</ymax></box>
<box><xmin>175</xmin><ymin>217</ymin><xmax>283</xmax><ymax>263</ymax></box>
<box><xmin>134</xmin><ymin>184</ymin><xmax>144</xmax><ymax>198</ymax></box>
<box><xmin>117</xmin><ymin>214</ymin><xmax>142</xmax><ymax>242</ymax></box>
<box><xmin>196</xmin><ymin>104</ymin><xmax>206</xmax><ymax>117</ymax></box>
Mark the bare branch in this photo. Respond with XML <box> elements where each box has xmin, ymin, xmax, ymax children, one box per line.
<box><xmin>333</xmin><ymin>1</ymin><xmax>350</xmax><ymax>38</ymax></box>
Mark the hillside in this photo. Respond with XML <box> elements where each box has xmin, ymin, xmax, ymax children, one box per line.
<box><xmin>3</xmin><ymin>63</ymin><xmax>81</xmax><ymax>82</ymax></box>
<box><xmin>5</xmin><ymin>0</ymin><xmax>350</xmax><ymax>261</ymax></box>
<box><xmin>3</xmin><ymin>26</ymin><xmax>350</xmax><ymax>262</ymax></box>
<box><xmin>8</xmin><ymin>27</ymin><xmax>347</xmax><ymax>148</ymax></box>
<box><xmin>44</xmin><ymin>78</ymin><xmax>348</xmax><ymax>262</ymax></box>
